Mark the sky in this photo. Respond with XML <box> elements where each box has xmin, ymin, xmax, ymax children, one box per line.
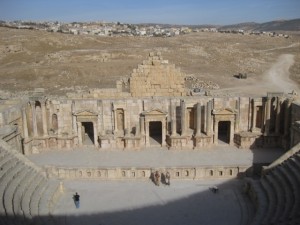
<box><xmin>0</xmin><ymin>0</ymin><xmax>299</xmax><ymax>25</ymax></box>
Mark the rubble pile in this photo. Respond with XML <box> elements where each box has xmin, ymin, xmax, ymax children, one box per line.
<box><xmin>185</xmin><ymin>75</ymin><xmax>220</xmax><ymax>90</ymax></box>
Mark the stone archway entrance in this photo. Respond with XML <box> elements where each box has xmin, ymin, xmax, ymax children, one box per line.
<box><xmin>149</xmin><ymin>121</ymin><xmax>162</xmax><ymax>145</ymax></box>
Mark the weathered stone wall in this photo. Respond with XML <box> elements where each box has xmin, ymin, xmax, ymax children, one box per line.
<box><xmin>45</xmin><ymin>165</ymin><xmax>249</xmax><ymax>180</ymax></box>
<box><xmin>1</xmin><ymin>54</ymin><xmax>298</xmax><ymax>153</ymax></box>
<box><xmin>129</xmin><ymin>52</ymin><xmax>186</xmax><ymax>97</ymax></box>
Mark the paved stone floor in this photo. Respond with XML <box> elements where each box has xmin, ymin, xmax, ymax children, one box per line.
<box><xmin>28</xmin><ymin>145</ymin><xmax>283</xmax><ymax>225</ymax></box>
<box><xmin>28</xmin><ymin>145</ymin><xmax>284</xmax><ymax>168</ymax></box>
<box><xmin>52</xmin><ymin>179</ymin><xmax>251</xmax><ymax>225</ymax></box>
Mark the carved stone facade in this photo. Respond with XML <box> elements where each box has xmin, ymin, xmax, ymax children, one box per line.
<box><xmin>0</xmin><ymin>53</ymin><xmax>299</xmax><ymax>155</ymax></box>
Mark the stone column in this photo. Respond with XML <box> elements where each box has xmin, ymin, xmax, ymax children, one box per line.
<box><xmin>171</xmin><ymin>100</ymin><xmax>177</xmax><ymax>136</ymax></box>
<box><xmin>113</xmin><ymin>109</ymin><xmax>117</xmax><ymax>134</ymax></box>
<box><xmin>230</xmin><ymin>119</ymin><xmax>235</xmax><ymax>146</ymax></box>
<box><xmin>93</xmin><ymin>122</ymin><xmax>98</xmax><ymax>147</ymax></box>
<box><xmin>31</xmin><ymin>101</ymin><xmax>38</xmax><ymax>137</ymax></box>
<box><xmin>181</xmin><ymin>100</ymin><xmax>186</xmax><ymax>136</ymax></box>
<box><xmin>251</xmin><ymin>100</ymin><xmax>257</xmax><ymax>132</ymax></box>
<box><xmin>140</xmin><ymin>117</ymin><xmax>145</xmax><ymax>136</ymax></box>
<box><xmin>41</xmin><ymin>102</ymin><xmax>48</xmax><ymax>136</ymax></box>
<box><xmin>206</xmin><ymin>101</ymin><xmax>212</xmax><ymax>135</ymax></box>
<box><xmin>135</xmin><ymin>121</ymin><xmax>140</xmax><ymax>136</ymax></box>
<box><xmin>284</xmin><ymin>98</ymin><xmax>292</xmax><ymax>137</ymax></box>
<box><xmin>275</xmin><ymin>97</ymin><xmax>282</xmax><ymax>135</ymax></box>
<box><xmin>162</xmin><ymin>119</ymin><xmax>166</xmax><ymax>146</ymax></box>
<box><xmin>77</xmin><ymin>122</ymin><xmax>82</xmax><ymax>145</ymax></box>
<box><xmin>264</xmin><ymin>97</ymin><xmax>271</xmax><ymax>135</ymax></box>
<box><xmin>123</xmin><ymin>109</ymin><xmax>127</xmax><ymax>135</ymax></box>
<box><xmin>71</xmin><ymin>101</ymin><xmax>77</xmax><ymax>135</ymax></box>
<box><xmin>72</xmin><ymin>114</ymin><xmax>77</xmax><ymax>135</ymax></box>
<box><xmin>213</xmin><ymin>119</ymin><xmax>219</xmax><ymax>145</ymax></box>
<box><xmin>22</xmin><ymin>107</ymin><xmax>29</xmax><ymax>139</ymax></box>
<box><xmin>145</xmin><ymin>119</ymin><xmax>149</xmax><ymax>147</ymax></box>
<box><xmin>196</xmin><ymin>103</ymin><xmax>202</xmax><ymax>136</ymax></box>
<box><xmin>235</xmin><ymin>99</ymin><xmax>240</xmax><ymax>132</ymax></box>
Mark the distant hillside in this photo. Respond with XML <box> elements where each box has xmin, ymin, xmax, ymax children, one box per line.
<box><xmin>219</xmin><ymin>18</ymin><xmax>300</xmax><ymax>31</ymax></box>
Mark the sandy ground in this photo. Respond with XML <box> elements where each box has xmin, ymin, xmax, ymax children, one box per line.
<box><xmin>265</xmin><ymin>54</ymin><xmax>299</xmax><ymax>92</ymax></box>
<box><xmin>0</xmin><ymin>28</ymin><xmax>299</xmax><ymax>96</ymax></box>
<box><xmin>211</xmin><ymin>53</ymin><xmax>300</xmax><ymax>96</ymax></box>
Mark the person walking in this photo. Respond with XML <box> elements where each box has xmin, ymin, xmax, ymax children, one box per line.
<box><xmin>74</xmin><ymin>192</ymin><xmax>80</xmax><ymax>208</ymax></box>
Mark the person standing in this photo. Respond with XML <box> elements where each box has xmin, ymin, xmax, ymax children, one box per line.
<box><xmin>165</xmin><ymin>171</ymin><xmax>171</xmax><ymax>186</ymax></box>
<box><xmin>74</xmin><ymin>192</ymin><xmax>80</xmax><ymax>208</ymax></box>
<box><xmin>154</xmin><ymin>171</ymin><xmax>160</xmax><ymax>186</ymax></box>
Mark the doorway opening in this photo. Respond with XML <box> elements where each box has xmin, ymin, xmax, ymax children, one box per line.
<box><xmin>149</xmin><ymin>121</ymin><xmax>162</xmax><ymax>146</ymax></box>
<box><xmin>218</xmin><ymin>121</ymin><xmax>230</xmax><ymax>144</ymax></box>
<box><xmin>82</xmin><ymin>122</ymin><xmax>94</xmax><ymax>145</ymax></box>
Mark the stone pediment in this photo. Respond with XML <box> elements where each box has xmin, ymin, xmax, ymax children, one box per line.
<box><xmin>73</xmin><ymin>110</ymin><xmax>98</xmax><ymax>117</ymax></box>
<box><xmin>142</xmin><ymin>109</ymin><xmax>167</xmax><ymax>116</ymax></box>
<box><xmin>212</xmin><ymin>108</ymin><xmax>237</xmax><ymax>115</ymax></box>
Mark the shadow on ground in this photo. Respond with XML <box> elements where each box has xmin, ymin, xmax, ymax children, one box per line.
<box><xmin>1</xmin><ymin>178</ymin><xmax>256</xmax><ymax>225</ymax></box>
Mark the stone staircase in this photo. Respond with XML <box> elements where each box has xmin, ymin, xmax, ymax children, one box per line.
<box><xmin>245</xmin><ymin>146</ymin><xmax>300</xmax><ymax>225</ymax></box>
<box><xmin>0</xmin><ymin>140</ymin><xmax>61</xmax><ymax>225</ymax></box>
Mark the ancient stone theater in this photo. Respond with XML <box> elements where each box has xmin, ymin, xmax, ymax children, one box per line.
<box><xmin>0</xmin><ymin>52</ymin><xmax>300</xmax><ymax>224</ymax></box>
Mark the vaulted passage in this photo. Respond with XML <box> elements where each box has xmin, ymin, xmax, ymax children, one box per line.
<box><xmin>218</xmin><ymin>121</ymin><xmax>230</xmax><ymax>144</ymax></box>
<box><xmin>82</xmin><ymin>122</ymin><xmax>94</xmax><ymax>145</ymax></box>
<box><xmin>149</xmin><ymin>121</ymin><xmax>162</xmax><ymax>146</ymax></box>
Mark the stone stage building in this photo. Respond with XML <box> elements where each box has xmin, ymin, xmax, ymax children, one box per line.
<box><xmin>1</xmin><ymin>52</ymin><xmax>300</xmax><ymax>156</ymax></box>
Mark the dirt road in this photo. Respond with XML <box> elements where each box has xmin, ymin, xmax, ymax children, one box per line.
<box><xmin>216</xmin><ymin>53</ymin><xmax>299</xmax><ymax>96</ymax></box>
<box><xmin>265</xmin><ymin>54</ymin><xmax>299</xmax><ymax>93</ymax></box>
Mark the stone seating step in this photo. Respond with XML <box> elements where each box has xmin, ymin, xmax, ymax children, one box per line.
<box><xmin>260</xmin><ymin>177</ymin><xmax>277</xmax><ymax>224</ymax></box>
<box><xmin>0</xmin><ymin>150</ymin><xmax>9</xmax><ymax>161</ymax></box>
<box><xmin>266</xmin><ymin>172</ymin><xmax>285</xmax><ymax>223</ymax></box>
<box><xmin>289</xmin><ymin>158</ymin><xmax>300</xmax><ymax>178</ymax></box>
<box><xmin>0</xmin><ymin>160</ymin><xmax>23</xmax><ymax>199</ymax></box>
<box><xmin>21</xmin><ymin>174</ymin><xmax>44</xmax><ymax>220</ymax></box>
<box><xmin>293</xmin><ymin>153</ymin><xmax>300</xmax><ymax>162</ymax></box>
<box><xmin>38</xmin><ymin>180</ymin><xmax>60</xmax><ymax>225</ymax></box>
<box><xmin>0</xmin><ymin>154</ymin><xmax>15</xmax><ymax>172</ymax></box>
<box><xmin>12</xmin><ymin>168</ymin><xmax>36</xmax><ymax>225</ymax></box>
<box><xmin>29</xmin><ymin>177</ymin><xmax>47</xmax><ymax>223</ymax></box>
<box><xmin>249</xmin><ymin>180</ymin><xmax>268</xmax><ymax>225</ymax></box>
<box><xmin>3</xmin><ymin>162</ymin><xmax>26</xmax><ymax>217</ymax></box>
<box><xmin>0</xmin><ymin>161</ymin><xmax>23</xmax><ymax>225</ymax></box>
<box><xmin>279</xmin><ymin>165</ymin><xmax>298</xmax><ymax>220</ymax></box>
<box><xmin>283</xmin><ymin>163</ymin><xmax>300</xmax><ymax>219</ymax></box>
<box><xmin>273</xmin><ymin>167</ymin><xmax>294</xmax><ymax>221</ymax></box>
<box><xmin>14</xmin><ymin>170</ymin><xmax>37</xmax><ymax>219</ymax></box>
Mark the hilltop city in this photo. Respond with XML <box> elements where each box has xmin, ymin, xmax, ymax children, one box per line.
<box><xmin>0</xmin><ymin>20</ymin><xmax>290</xmax><ymax>38</ymax></box>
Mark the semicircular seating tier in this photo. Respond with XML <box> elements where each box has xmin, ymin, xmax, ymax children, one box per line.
<box><xmin>245</xmin><ymin>143</ymin><xmax>300</xmax><ymax>225</ymax></box>
<box><xmin>0</xmin><ymin>140</ymin><xmax>61</xmax><ymax>225</ymax></box>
